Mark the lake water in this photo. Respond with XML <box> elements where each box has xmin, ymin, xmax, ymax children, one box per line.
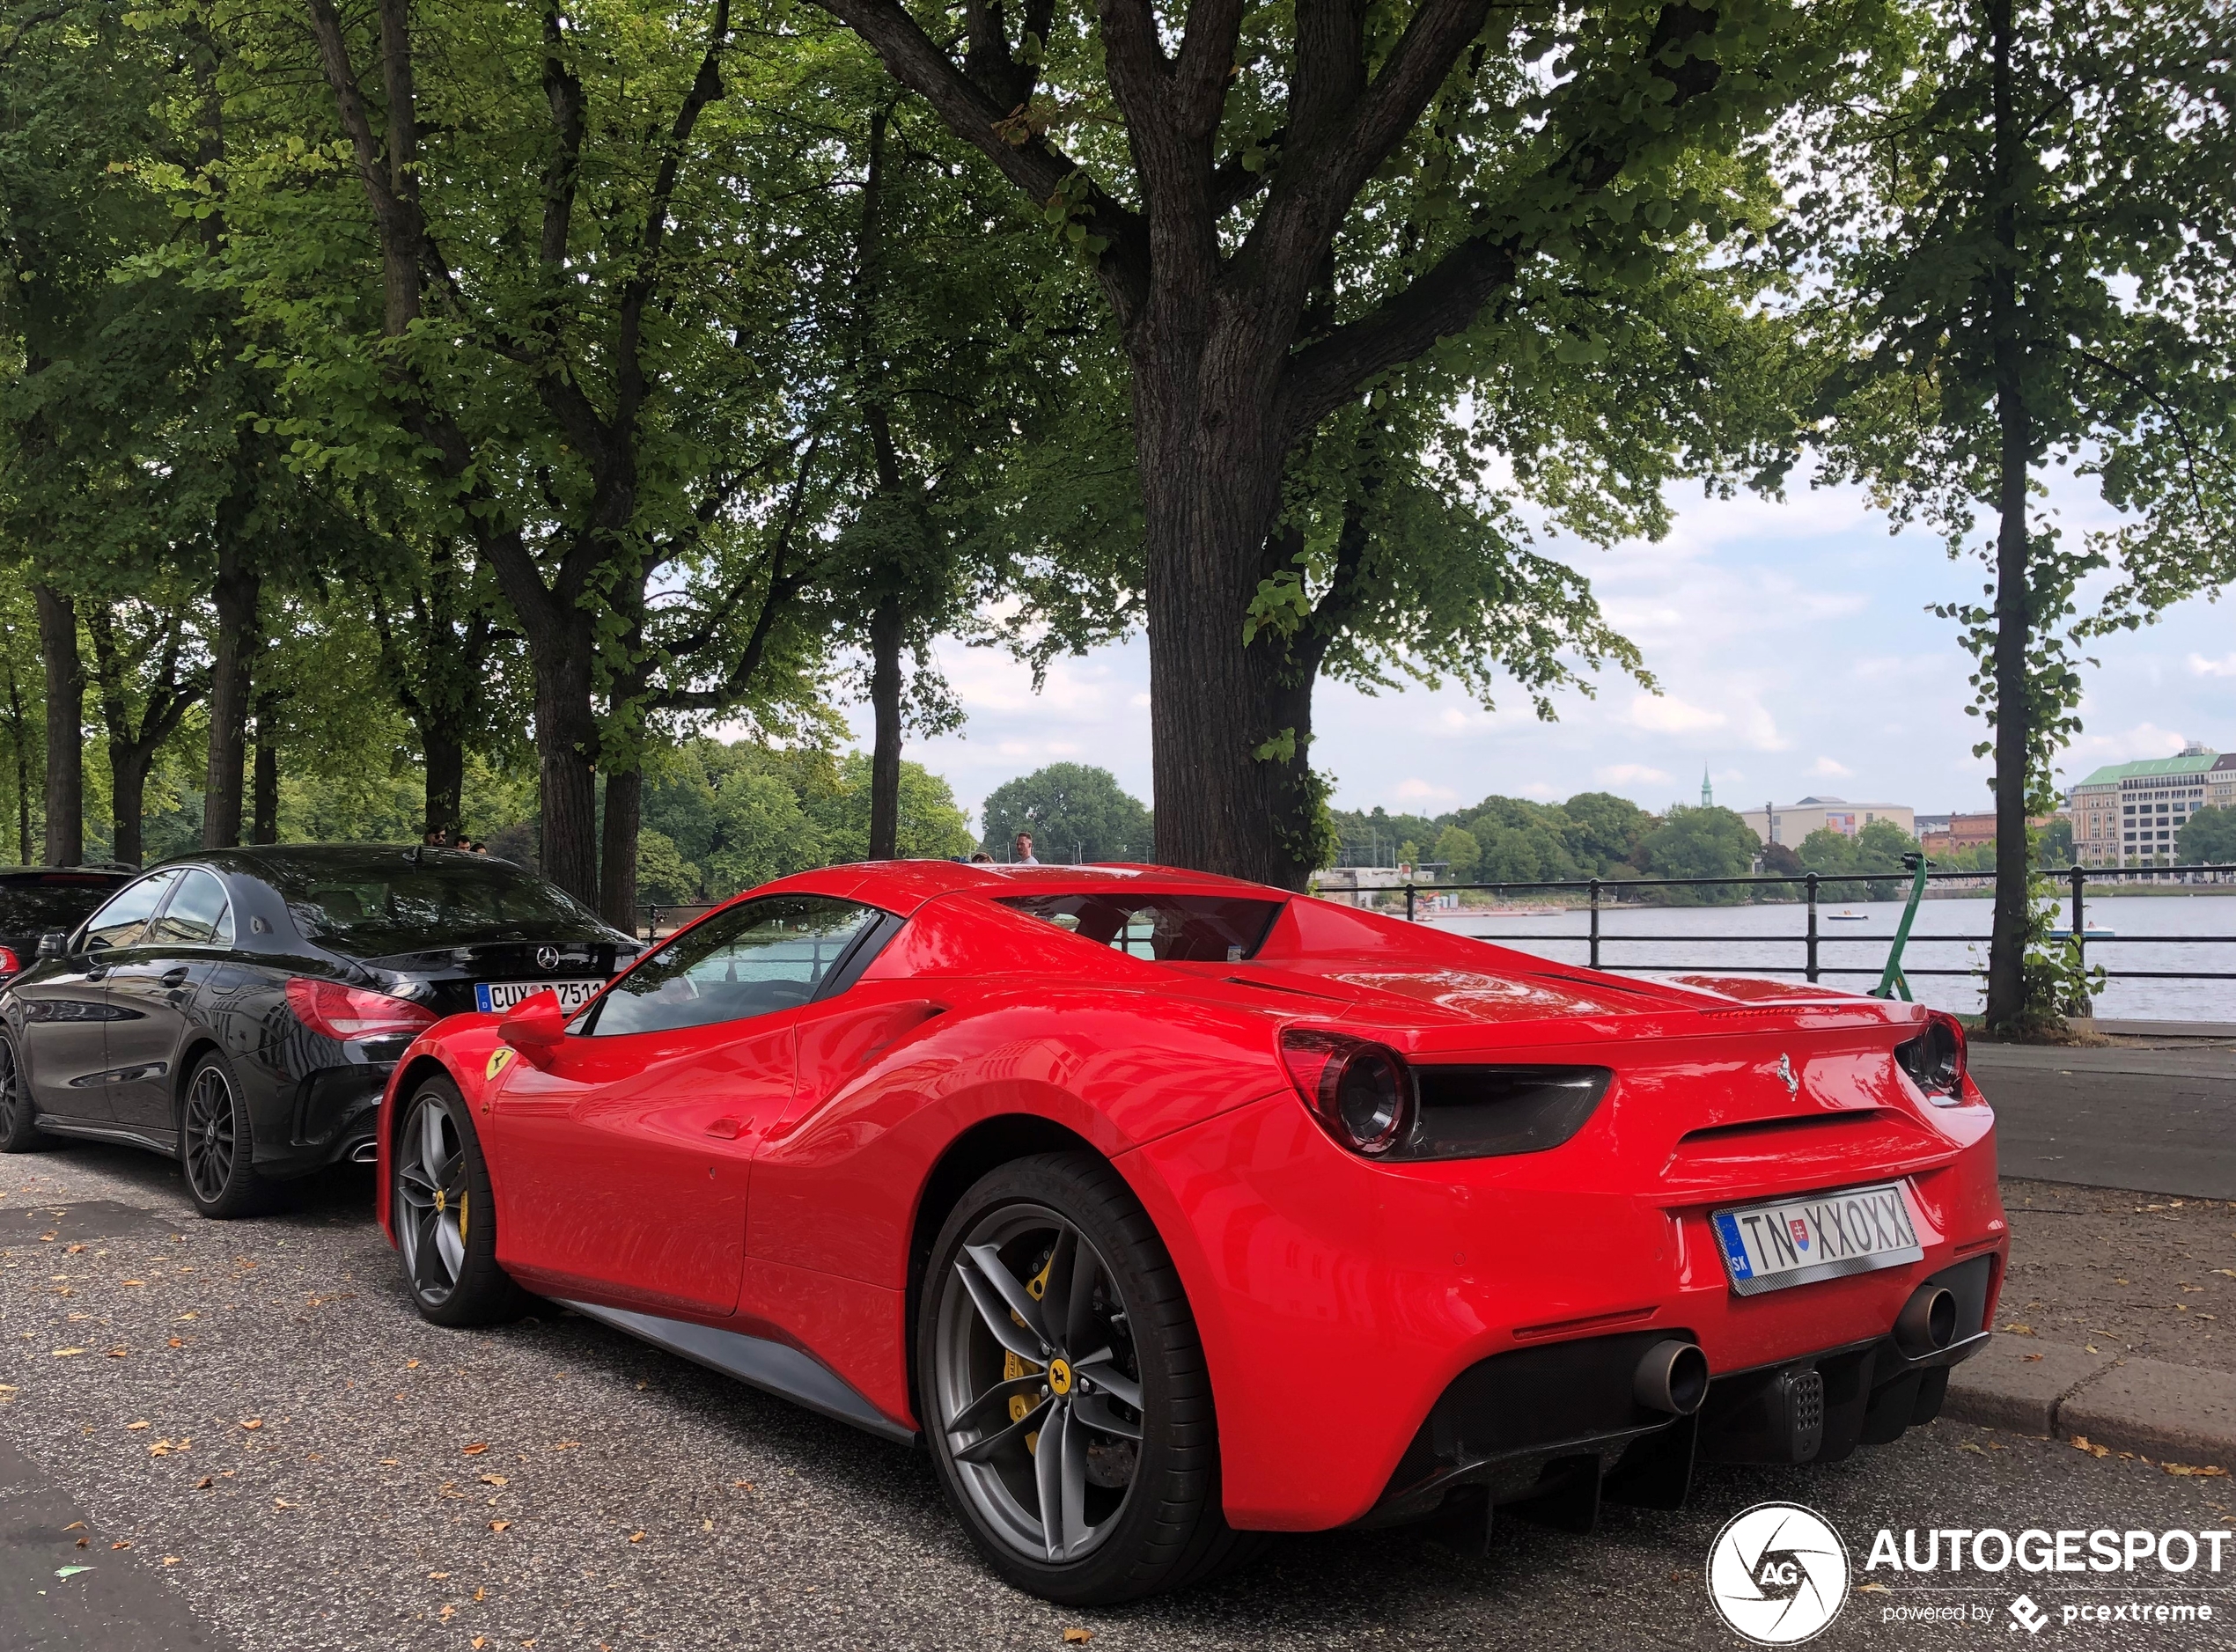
<box><xmin>1418</xmin><ymin>893</ymin><xmax>2236</xmax><ymax>1023</ymax></box>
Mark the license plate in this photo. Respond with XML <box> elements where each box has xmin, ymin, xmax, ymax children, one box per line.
<box><xmin>475</xmin><ymin>979</ymin><xmax>604</xmax><ymax>1015</ymax></box>
<box><xmin>1711</xmin><ymin>1180</ymin><xmax>1923</xmax><ymax>1296</ymax></box>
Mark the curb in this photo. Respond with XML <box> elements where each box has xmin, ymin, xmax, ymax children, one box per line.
<box><xmin>1943</xmin><ymin>1332</ymin><xmax>2236</xmax><ymax>1465</ymax></box>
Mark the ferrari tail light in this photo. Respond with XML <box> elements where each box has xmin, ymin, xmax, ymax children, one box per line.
<box><xmin>1280</xmin><ymin>1030</ymin><xmax>1415</xmax><ymax>1156</ymax></box>
<box><xmin>0</xmin><ymin>946</ymin><xmax>17</xmax><ymax>974</ymax></box>
<box><xmin>285</xmin><ymin>976</ymin><xmax>438</xmax><ymax>1042</ymax></box>
<box><xmin>1895</xmin><ymin>1011</ymin><xmax>1972</xmax><ymax>1105</ymax></box>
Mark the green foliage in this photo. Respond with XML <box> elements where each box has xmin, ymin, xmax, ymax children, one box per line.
<box><xmin>2178</xmin><ymin>806</ymin><xmax>2236</xmax><ymax>865</ymax></box>
<box><xmin>1797</xmin><ymin>818</ymin><xmax>1919</xmax><ymax>899</ymax></box>
<box><xmin>978</xmin><ymin>764</ymin><xmax>1151</xmax><ymax>863</ymax></box>
<box><xmin>1634</xmin><ymin>806</ymin><xmax>1759</xmax><ymax>902</ymax></box>
<box><xmin>1431</xmin><ymin>826</ymin><xmax>1479</xmax><ymax>883</ymax></box>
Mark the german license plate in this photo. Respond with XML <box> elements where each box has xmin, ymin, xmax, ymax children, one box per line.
<box><xmin>475</xmin><ymin>979</ymin><xmax>603</xmax><ymax>1014</ymax></box>
<box><xmin>1711</xmin><ymin>1181</ymin><xmax>1923</xmax><ymax>1296</ymax></box>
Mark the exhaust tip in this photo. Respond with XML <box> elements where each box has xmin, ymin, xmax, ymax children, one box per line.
<box><xmin>1895</xmin><ymin>1284</ymin><xmax>1958</xmax><ymax>1355</ymax></box>
<box><xmin>1634</xmin><ymin>1339</ymin><xmax>1710</xmax><ymax>1415</ymax></box>
<box><xmin>349</xmin><ymin>1140</ymin><xmax>379</xmax><ymax>1164</ymax></box>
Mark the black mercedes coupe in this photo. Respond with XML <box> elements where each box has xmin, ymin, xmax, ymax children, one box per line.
<box><xmin>0</xmin><ymin>845</ymin><xmax>636</xmax><ymax>1216</ymax></box>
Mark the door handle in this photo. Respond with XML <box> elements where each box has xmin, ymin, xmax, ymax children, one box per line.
<box><xmin>85</xmin><ymin>966</ymin><xmax>109</xmax><ymax>982</ymax></box>
<box><xmin>705</xmin><ymin>1117</ymin><xmax>746</xmax><ymax>1140</ymax></box>
<box><xmin>160</xmin><ymin>967</ymin><xmax>190</xmax><ymax>988</ymax></box>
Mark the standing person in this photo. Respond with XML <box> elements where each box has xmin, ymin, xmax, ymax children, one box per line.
<box><xmin>1012</xmin><ymin>832</ymin><xmax>1039</xmax><ymax>866</ymax></box>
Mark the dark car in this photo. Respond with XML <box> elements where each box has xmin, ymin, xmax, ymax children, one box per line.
<box><xmin>0</xmin><ymin>845</ymin><xmax>636</xmax><ymax>1217</ymax></box>
<box><xmin>0</xmin><ymin>868</ymin><xmax>137</xmax><ymax>982</ymax></box>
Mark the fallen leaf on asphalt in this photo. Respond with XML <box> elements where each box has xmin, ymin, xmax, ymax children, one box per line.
<box><xmin>379</xmin><ymin>1458</ymin><xmax>400</xmax><ymax>1467</ymax></box>
<box><xmin>462</xmin><ymin>1442</ymin><xmax>489</xmax><ymax>1456</ymax></box>
<box><xmin>702</xmin><ymin>1518</ymin><xmax>713</xmax><ymax>1532</ymax></box>
<box><xmin>239</xmin><ymin>1419</ymin><xmax>262</xmax><ymax>1430</ymax></box>
<box><xmin>2071</xmin><ymin>1436</ymin><xmax>2112</xmax><ymax>1458</ymax></box>
<box><xmin>470</xmin><ymin>1639</ymin><xmax>486</xmax><ymax>1649</ymax></box>
<box><xmin>2003</xmin><ymin>1323</ymin><xmax>2036</xmax><ymax>1336</ymax></box>
<box><xmin>428</xmin><ymin>1572</ymin><xmax>452</xmax><ymax>1580</ymax></box>
<box><xmin>107</xmin><ymin>1347</ymin><xmax>129</xmax><ymax>1358</ymax></box>
<box><xmin>439</xmin><ymin>1606</ymin><xmax>456</xmax><ymax>1623</ymax></box>
<box><xmin>1959</xmin><ymin>1442</ymin><xmax>1986</xmax><ymax>1454</ymax></box>
<box><xmin>1857</xmin><ymin>1582</ymin><xmax>1891</xmax><ymax>1595</ymax></box>
<box><xmin>274</xmin><ymin>1500</ymin><xmax>295</xmax><ymax>1509</ymax></box>
<box><xmin>2085</xmin><ymin>1345</ymin><xmax>2100</xmax><ymax>1353</ymax></box>
<box><xmin>61</xmin><ymin>1524</ymin><xmax>83</xmax><ymax>1532</ymax></box>
<box><xmin>629</xmin><ymin>1531</ymin><xmax>645</xmax><ymax>1543</ymax></box>
<box><xmin>66</xmin><ymin>1243</ymin><xmax>83</xmax><ymax>1253</ymax></box>
<box><xmin>2022</xmin><ymin>1353</ymin><xmax>2043</xmax><ymax>1362</ymax></box>
<box><xmin>480</xmin><ymin>1473</ymin><xmax>508</xmax><ymax>1487</ymax></box>
<box><xmin>2214</xmin><ymin>1269</ymin><xmax>2236</xmax><ymax>1280</ymax></box>
<box><xmin>110</xmin><ymin>1540</ymin><xmax>131</xmax><ymax>1551</ymax></box>
<box><xmin>166</xmin><ymin>1338</ymin><xmax>183</xmax><ymax>1348</ymax></box>
<box><xmin>474</xmin><ymin>1588</ymin><xmax>486</xmax><ymax>1602</ymax></box>
<box><xmin>51</xmin><ymin>1348</ymin><xmax>85</xmax><ymax>1357</ymax></box>
<box><xmin>552</xmin><ymin>1441</ymin><xmax>580</xmax><ymax>1450</ymax></box>
<box><xmin>127</xmin><ymin>1421</ymin><xmax>151</xmax><ymax>1430</ymax></box>
<box><xmin>75</xmin><ymin>1538</ymin><xmax>87</xmax><ymax>1548</ymax></box>
<box><xmin>406</xmin><ymin>1359</ymin><xmax>421</xmax><ymax>1369</ymax></box>
<box><xmin>1063</xmin><ymin>1631</ymin><xmax>1093</xmax><ymax>1645</ymax></box>
<box><xmin>2165</xmin><ymin>1463</ymin><xmax>2230</xmax><ymax>1478</ymax></box>
<box><xmin>122</xmin><ymin>1280</ymin><xmax>144</xmax><ymax>1287</ymax></box>
<box><xmin>162</xmin><ymin>1557</ymin><xmax>179</xmax><ymax>1567</ymax></box>
<box><xmin>195</xmin><ymin>1478</ymin><xmax>212</xmax><ymax>1490</ymax></box>
<box><xmin>490</xmin><ymin>1520</ymin><xmax>511</xmax><ymax>1532</ymax></box>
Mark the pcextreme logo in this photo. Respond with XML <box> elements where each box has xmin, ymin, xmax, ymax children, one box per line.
<box><xmin>1707</xmin><ymin>1501</ymin><xmax>1851</xmax><ymax>1645</ymax></box>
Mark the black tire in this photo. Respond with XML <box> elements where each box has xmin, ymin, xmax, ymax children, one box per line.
<box><xmin>179</xmin><ymin>1051</ymin><xmax>275</xmax><ymax>1218</ymax></box>
<box><xmin>917</xmin><ymin>1150</ymin><xmax>1261</xmax><ymax>1605</ymax></box>
<box><xmin>393</xmin><ymin>1074</ymin><xmax>527</xmax><ymax>1326</ymax></box>
<box><xmin>0</xmin><ymin>1031</ymin><xmax>43</xmax><ymax>1152</ymax></box>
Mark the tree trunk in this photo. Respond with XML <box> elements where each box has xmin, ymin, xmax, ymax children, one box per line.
<box><xmin>252</xmin><ymin>696</ymin><xmax>279</xmax><ymax>845</ymax></box>
<box><xmin>204</xmin><ymin>546</ymin><xmax>260</xmax><ymax>850</ymax></box>
<box><xmin>424</xmin><ymin>727</ymin><xmax>464</xmax><ymax>845</ymax></box>
<box><xmin>599</xmin><ymin>767</ymin><xmax>640</xmax><ymax>933</ymax></box>
<box><xmin>867</xmin><ymin>596</ymin><xmax>904</xmax><ymax>859</ymax></box>
<box><xmin>1982</xmin><ymin>0</ymin><xmax>2033</xmax><ymax>1031</ymax></box>
<box><xmin>526</xmin><ymin>634</ymin><xmax>599</xmax><ymax>905</ymax></box>
<box><xmin>33</xmin><ymin>585</ymin><xmax>82</xmax><ymax>869</ymax></box>
<box><xmin>2</xmin><ymin>625</ymin><xmax>32</xmax><ymax>863</ymax></box>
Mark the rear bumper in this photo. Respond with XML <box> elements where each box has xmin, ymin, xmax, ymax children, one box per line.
<box><xmin>1364</xmin><ymin>1256</ymin><xmax>1995</xmax><ymax>1529</ymax></box>
<box><xmin>1120</xmin><ymin>1086</ymin><xmax>2007</xmax><ymax>1531</ymax></box>
<box><xmin>251</xmin><ymin>1062</ymin><xmax>391</xmax><ymax>1178</ymax></box>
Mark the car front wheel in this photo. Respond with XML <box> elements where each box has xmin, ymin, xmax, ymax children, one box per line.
<box><xmin>918</xmin><ymin>1151</ymin><xmax>1259</xmax><ymax>1604</ymax></box>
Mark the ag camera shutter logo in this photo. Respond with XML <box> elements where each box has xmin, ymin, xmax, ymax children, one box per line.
<box><xmin>1707</xmin><ymin>1501</ymin><xmax>1851</xmax><ymax>1645</ymax></box>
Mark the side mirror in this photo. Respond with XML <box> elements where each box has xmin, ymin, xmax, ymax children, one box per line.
<box><xmin>36</xmin><ymin>932</ymin><xmax>66</xmax><ymax>961</ymax></box>
<box><xmin>497</xmin><ymin>989</ymin><xmax>569</xmax><ymax>1059</ymax></box>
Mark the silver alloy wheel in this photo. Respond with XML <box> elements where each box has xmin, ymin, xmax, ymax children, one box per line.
<box><xmin>933</xmin><ymin>1202</ymin><xmax>1145</xmax><ymax>1564</ymax></box>
<box><xmin>182</xmin><ymin>1064</ymin><xmax>237</xmax><ymax>1202</ymax></box>
<box><xmin>395</xmin><ymin>1091</ymin><xmax>469</xmax><ymax>1305</ymax></box>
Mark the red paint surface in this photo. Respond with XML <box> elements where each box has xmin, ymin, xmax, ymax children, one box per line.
<box><xmin>375</xmin><ymin>860</ymin><xmax>2007</xmax><ymax>1531</ymax></box>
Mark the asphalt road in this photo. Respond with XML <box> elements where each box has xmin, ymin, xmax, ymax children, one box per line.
<box><xmin>1969</xmin><ymin>1043</ymin><xmax>2236</xmax><ymax>1199</ymax></box>
<box><xmin>4</xmin><ymin>1142</ymin><xmax>2234</xmax><ymax>1652</ymax></box>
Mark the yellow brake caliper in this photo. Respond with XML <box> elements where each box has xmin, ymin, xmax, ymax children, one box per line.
<box><xmin>1009</xmin><ymin>1249</ymin><xmax>1058</xmax><ymax>1451</ymax></box>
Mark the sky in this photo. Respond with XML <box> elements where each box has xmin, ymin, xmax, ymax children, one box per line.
<box><xmin>837</xmin><ymin>471</ymin><xmax>2232</xmax><ymax>834</ymax></box>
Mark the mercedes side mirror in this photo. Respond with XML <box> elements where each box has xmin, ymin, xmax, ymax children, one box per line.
<box><xmin>36</xmin><ymin>932</ymin><xmax>66</xmax><ymax>961</ymax></box>
<box><xmin>498</xmin><ymin>990</ymin><xmax>569</xmax><ymax>1060</ymax></box>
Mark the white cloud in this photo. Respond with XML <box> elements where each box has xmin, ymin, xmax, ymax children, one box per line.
<box><xmin>2191</xmin><ymin>654</ymin><xmax>2236</xmax><ymax>679</ymax></box>
<box><xmin>1519</xmin><ymin>782</ymin><xmax>1562</xmax><ymax>800</ymax></box>
<box><xmin>1394</xmin><ymin>777</ymin><xmax>1460</xmax><ymax>803</ymax></box>
<box><xmin>1628</xmin><ymin>694</ymin><xmax>1727</xmax><ymax>734</ymax></box>
<box><xmin>1809</xmin><ymin>756</ymin><xmax>1854</xmax><ymax>778</ymax></box>
<box><xmin>1597</xmin><ymin>764</ymin><xmax>1673</xmax><ymax>786</ymax></box>
<box><xmin>2067</xmin><ymin>722</ymin><xmax>2192</xmax><ymax>764</ymax></box>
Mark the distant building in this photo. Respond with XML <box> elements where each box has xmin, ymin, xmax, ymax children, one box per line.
<box><xmin>2070</xmin><ymin>743</ymin><xmax>2231</xmax><ymax>866</ymax></box>
<box><xmin>1922</xmin><ymin>812</ymin><xmax>1997</xmax><ymax>852</ymax></box>
<box><xmin>1738</xmin><ymin>797</ymin><xmax>1916</xmax><ymax>847</ymax></box>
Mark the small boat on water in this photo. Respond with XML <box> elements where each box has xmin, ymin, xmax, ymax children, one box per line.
<box><xmin>1827</xmin><ymin>909</ymin><xmax>1870</xmax><ymax>921</ymax></box>
<box><xmin>2048</xmin><ymin>923</ymin><xmax>2116</xmax><ymax>939</ymax></box>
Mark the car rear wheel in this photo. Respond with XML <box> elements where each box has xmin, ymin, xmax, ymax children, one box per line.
<box><xmin>0</xmin><ymin>1033</ymin><xmax>42</xmax><ymax>1152</ymax></box>
<box><xmin>394</xmin><ymin>1076</ymin><xmax>526</xmax><ymax>1326</ymax></box>
<box><xmin>918</xmin><ymin>1151</ymin><xmax>1260</xmax><ymax>1604</ymax></box>
<box><xmin>180</xmin><ymin>1053</ymin><xmax>273</xmax><ymax>1218</ymax></box>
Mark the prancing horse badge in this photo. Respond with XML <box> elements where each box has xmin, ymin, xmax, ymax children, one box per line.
<box><xmin>1776</xmin><ymin>1053</ymin><xmax>1798</xmax><ymax>1097</ymax></box>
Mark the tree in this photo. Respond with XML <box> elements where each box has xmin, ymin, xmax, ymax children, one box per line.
<box><xmin>1561</xmin><ymin>790</ymin><xmax>1656</xmax><ymax>875</ymax></box>
<box><xmin>85</xmin><ymin>595</ymin><xmax>205</xmax><ymax>867</ymax></box>
<box><xmin>1806</xmin><ymin>0</ymin><xmax>2236</xmax><ymax>1028</ymax></box>
<box><xmin>2178</xmin><ymin>805</ymin><xmax>2236</xmax><ymax>866</ymax></box>
<box><xmin>979</xmin><ymin>763</ymin><xmax>1152</xmax><ymax>863</ymax></box>
<box><xmin>1635</xmin><ymin>804</ymin><xmax>1755</xmax><ymax>901</ymax></box>
<box><xmin>813</xmin><ymin>0</ymin><xmax>1851</xmax><ymax>884</ymax></box>
<box><xmin>1431</xmin><ymin>825</ymin><xmax>1479</xmax><ymax>882</ymax></box>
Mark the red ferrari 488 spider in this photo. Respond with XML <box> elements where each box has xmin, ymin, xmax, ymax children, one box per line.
<box><xmin>376</xmin><ymin>861</ymin><xmax>2004</xmax><ymax>1603</ymax></box>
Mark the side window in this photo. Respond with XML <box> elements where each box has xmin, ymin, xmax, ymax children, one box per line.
<box><xmin>153</xmin><ymin>869</ymin><xmax>234</xmax><ymax>947</ymax></box>
<box><xmin>82</xmin><ymin>871</ymin><xmax>181</xmax><ymax>951</ymax></box>
<box><xmin>584</xmin><ymin>896</ymin><xmax>885</xmax><ymax>1038</ymax></box>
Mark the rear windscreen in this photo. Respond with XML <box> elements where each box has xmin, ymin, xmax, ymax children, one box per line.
<box><xmin>999</xmin><ymin>894</ymin><xmax>1283</xmax><ymax>962</ymax></box>
<box><xmin>0</xmin><ymin>877</ymin><xmax>126</xmax><ymax>934</ymax></box>
<box><xmin>257</xmin><ymin>855</ymin><xmax>609</xmax><ymax>952</ymax></box>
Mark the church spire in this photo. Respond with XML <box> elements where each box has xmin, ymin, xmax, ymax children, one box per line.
<box><xmin>1701</xmin><ymin>765</ymin><xmax>1713</xmax><ymax>808</ymax></box>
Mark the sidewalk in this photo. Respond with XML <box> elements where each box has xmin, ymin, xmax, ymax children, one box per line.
<box><xmin>1941</xmin><ymin>1178</ymin><xmax>2236</xmax><ymax>1466</ymax></box>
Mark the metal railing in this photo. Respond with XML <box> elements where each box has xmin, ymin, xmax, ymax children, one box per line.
<box><xmin>1367</xmin><ymin>864</ymin><xmax>2236</xmax><ymax>986</ymax></box>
